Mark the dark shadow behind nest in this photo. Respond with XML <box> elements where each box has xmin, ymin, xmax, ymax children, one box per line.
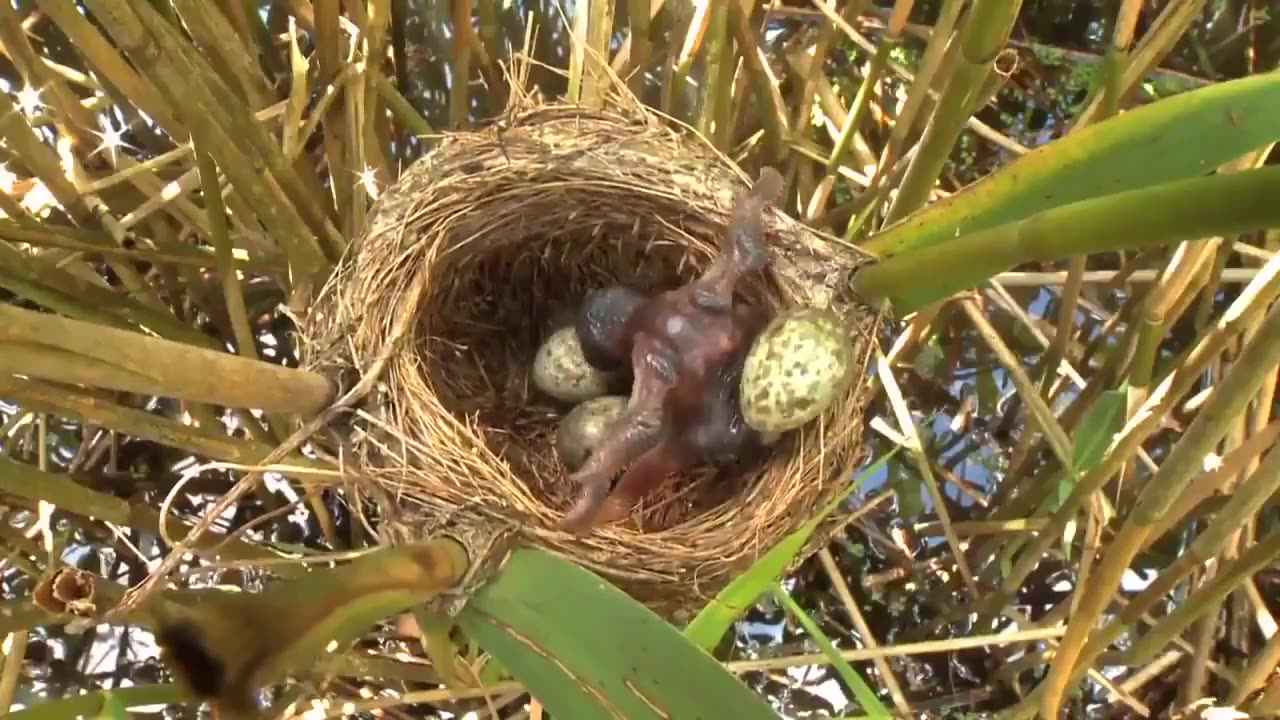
<box><xmin>300</xmin><ymin>98</ymin><xmax>883</xmax><ymax>619</ymax></box>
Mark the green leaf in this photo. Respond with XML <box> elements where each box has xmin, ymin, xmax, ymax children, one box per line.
<box><xmin>855</xmin><ymin>163</ymin><xmax>1280</xmax><ymax>312</ymax></box>
<box><xmin>150</xmin><ymin>541</ymin><xmax>469</xmax><ymax>709</ymax></box>
<box><xmin>866</xmin><ymin>71</ymin><xmax>1280</xmax><ymax>258</ymax></box>
<box><xmin>1071</xmin><ymin>389</ymin><xmax>1129</xmax><ymax>470</ymax></box>
<box><xmin>977</xmin><ymin>368</ymin><xmax>1000</xmax><ymax>416</ymax></box>
<box><xmin>95</xmin><ymin>692</ymin><xmax>133</xmax><ymax>720</ymax></box>
<box><xmin>461</xmin><ymin>613</ymin><xmax>621</xmax><ymax>720</ymax></box>
<box><xmin>0</xmin><ymin>456</ymin><xmax>132</xmax><ymax>525</ymax></box>
<box><xmin>412</xmin><ymin>607</ymin><xmax>466</xmax><ymax>688</ymax></box>
<box><xmin>3</xmin><ymin>685</ymin><xmax>185</xmax><ymax>720</ymax></box>
<box><xmin>460</xmin><ymin>547</ymin><xmax>780</xmax><ymax>720</ymax></box>
<box><xmin>911</xmin><ymin>335</ymin><xmax>945</xmax><ymax>377</ymax></box>
<box><xmin>994</xmin><ymin>389</ymin><xmax>1128</xmax><ymax>567</ymax></box>
<box><xmin>683</xmin><ymin>449</ymin><xmax>900</xmax><ymax>652</ymax></box>
<box><xmin>1041</xmin><ymin>388</ymin><xmax>1129</xmax><ymax>515</ymax></box>
<box><xmin>773</xmin><ymin>587</ymin><xmax>891</xmax><ymax>718</ymax></box>
<box><xmin>890</xmin><ymin>459</ymin><xmax>925</xmax><ymax>520</ymax></box>
<box><xmin>476</xmin><ymin>654</ymin><xmax>510</xmax><ymax>685</ymax></box>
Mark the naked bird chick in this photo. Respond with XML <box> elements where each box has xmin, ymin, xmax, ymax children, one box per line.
<box><xmin>557</xmin><ymin>167</ymin><xmax>786</xmax><ymax>534</ymax></box>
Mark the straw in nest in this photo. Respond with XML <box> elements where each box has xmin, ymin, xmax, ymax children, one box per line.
<box><xmin>301</xmin><ymin>96</ymin><xmax>883</xmax><ymax>620</ymax></box>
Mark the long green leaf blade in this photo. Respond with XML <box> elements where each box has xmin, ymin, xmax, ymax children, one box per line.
<box><xmin>3</xmin><ymin>685</ymin><xmax>185</xmax><ymax>720</ymax></box>
<box><xmin>855</xmin><ymin>163</ymin><xmax>1280</xmax><ymax>312</ymax></box>
<box><xmin>684</xmin><ymin>449</ymin><xmax>899</xmax><ymax>652</ymax></box>
<box><xmin>774</xmin><ymin>587</ymin><xmax>890</xmax><ymax>718</ymax></box>
<box><xmin>460</xmin><ymin>615</ymin><xmax>622</xmax><ymax>720</ymax></box>
<box><xmin>1046</xmin><ymin>387</ymin><xmax>1129</xmax><ymax>514</ymax></box>
<box><xmin>865</xmin><ymin>71</ymin><xmax>1280</xmax><ymax>258</ymax></box>
<box><xmin>461</xmin><ymin>547</ymin><xmax>780</xmax><ymax>720</ymax></box>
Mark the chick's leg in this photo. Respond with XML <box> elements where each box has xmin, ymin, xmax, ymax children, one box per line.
<box><xmin>593</xmin><ymin>441</ymin><xmax>689</xmax><ymax>525</ymax></box>
<box><xmin>559</xmin><ymin>405</ymin><xmax>663</xmax><ymax>533</ymax></box>
<box><xmin>559</xmin><ymin>336</ymin><xmax>678</xmax><ymax>533</ymax></box>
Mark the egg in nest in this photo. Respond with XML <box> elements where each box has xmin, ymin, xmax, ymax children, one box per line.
<box><xmin>532</xmin><ymin>326</ymin><xmax>615</xmax><ymax>403</ymax></box>
<box><xmin>555</xmin><ymin>395</ymin><xmax>629</xmax><ymax>470</ymax></box>
<box><xmin>740</xmin><ymin>306</ymin><xmax>853</xmax><ymax>434</ymax></box>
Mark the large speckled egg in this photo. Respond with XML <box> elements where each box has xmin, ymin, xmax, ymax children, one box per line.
<box><xmin>532</xmin><ymin>326</ymin><xmax>613</xmax><ymax>403</ymax></box>
<box><xmin>740</xmin><ymin>306</ymin><xmax>853</xmax><ymax>434</ymax></box>
<box><xmin>556</xmin><ymin>395</ymin><xmax>629</xmax><ymax>469</ymax></box>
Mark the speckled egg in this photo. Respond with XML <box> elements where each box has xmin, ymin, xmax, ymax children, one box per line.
<box><xmin>740</xmin><ymin>306</ymin><xmax>853</xmax><ymax>434</ymax></box>
<box><xmin>532</xmin><ymin>326</ymin><xmax>614</xmax><ymax>403</ymax></box>
<box><xmin>556</xmin><ymin>395</ymin><xmax>629</xmax><ymax>469</ymax></box>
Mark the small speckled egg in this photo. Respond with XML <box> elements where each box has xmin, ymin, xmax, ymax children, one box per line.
<box><xmin>556</xmin><ymin>395</ymin><xmax>629</xmax><ymax>469</ymax></box>
<box><xmin>532</xmin><ymin>326</ymin><xmax>613</xmax><ymax>403</ymax></box>
<box><xmin>740</xmin><ymin>306</ymin><xmax>853</xmax><ymax>434</ymax></box>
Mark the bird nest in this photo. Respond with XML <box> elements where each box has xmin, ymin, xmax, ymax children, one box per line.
<box><xmin>300</xmin><ymin>99</ymin><xmax>883</xmax><ymax>620</ymax></box>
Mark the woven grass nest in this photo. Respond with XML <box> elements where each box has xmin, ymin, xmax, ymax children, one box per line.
<box><xmin>301</xmin><ymin>98</ymin><xmax>883</xmax><ymax>619</ymax></box>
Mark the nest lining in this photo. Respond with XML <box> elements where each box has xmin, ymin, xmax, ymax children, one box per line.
<box><xmin>301</xmin><ymin>101</ymin><xmax>882</xmax><ymax>617</ymax></box>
